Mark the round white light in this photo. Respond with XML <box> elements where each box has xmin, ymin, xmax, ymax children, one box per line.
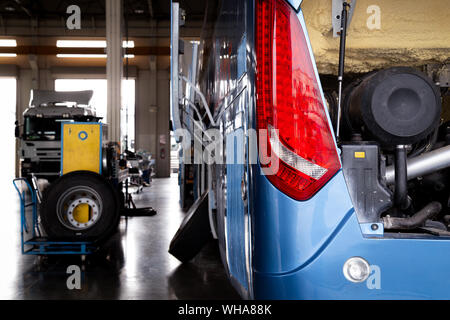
<box><xmin>343</xmin><ymin>257</ymin><xmax>370</xmax><ymax>283</ymax></box>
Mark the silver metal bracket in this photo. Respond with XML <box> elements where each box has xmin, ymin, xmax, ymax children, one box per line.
<box><xmin>172</xmin><ymin>2</ymin><xmax>215</xmax><ymax>138</ymax></box>
<box><xmin>332</xmin><ymin>0</ymin><xmax>356</xmax><ymax>38</ymax></box>
<box><xmin>179</xmin><ymin>75</ymin><xmax>216</xmax><ymax>127</ymax></box>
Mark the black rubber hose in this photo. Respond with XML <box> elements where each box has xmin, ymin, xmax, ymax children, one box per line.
<box><xmin>383</xmin><ymin>201</ymin><xmax>442</xmax><ymax>230</ymax></box>
<box><xmin>443</xmin><ymin>215</ymin><xmax>450</xmax><ymax>225</ymax></box>
<box><xmin>394</xmin><ymin>145</ymin><xmax>410</xmax><ymax>210</ymax></box>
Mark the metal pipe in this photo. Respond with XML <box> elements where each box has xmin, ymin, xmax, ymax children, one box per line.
<box><xmin>386</xmin><ymin>145</ymin><xmax>450</xmax><ymax>185</ymax></box>
<box><xmin>180</xmin><ymin>75</ymin><xmax>216</xmax><ymax>127</ymax></box>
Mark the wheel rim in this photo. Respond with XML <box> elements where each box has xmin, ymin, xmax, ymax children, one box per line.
<box><xmin>56</xmin><ymin>186</ymin><xmax>103</xmax><ymax>231</ymax></box>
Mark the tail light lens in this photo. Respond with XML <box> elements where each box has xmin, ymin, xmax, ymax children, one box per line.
<box><xmin>255</xmin><ymin>0</ymin><xmax>340</xmax><ymax>200</ymax></box>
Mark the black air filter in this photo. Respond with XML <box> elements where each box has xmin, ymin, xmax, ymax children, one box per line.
<box><xmin>344</xmin><ymin>67</ymin><xmax>441</xmax><ymax>147</ymax></box>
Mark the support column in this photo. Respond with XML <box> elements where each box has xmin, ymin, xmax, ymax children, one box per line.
<box><xmin>106</xmin><ymin>0</ymin><xmax>123</xmax><ymax>143</ymax></box>
<box><xmin>28</xmin><ymin>54</ymin><xmax>39</xmax><ymax>89</ymax></box>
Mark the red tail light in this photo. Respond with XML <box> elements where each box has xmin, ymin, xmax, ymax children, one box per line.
<box><xmin>255</xmin><ymin>0</ymin><xmax>340</xmax><ymax>200</ymax></box>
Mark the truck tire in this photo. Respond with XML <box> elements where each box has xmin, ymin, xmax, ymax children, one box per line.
<box><xmin>40</xmin><ymin>171</ymin><xmax>120</xmax><ymax>241</ymax></box>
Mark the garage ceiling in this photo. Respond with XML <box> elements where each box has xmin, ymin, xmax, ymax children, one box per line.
<box><xmin>0</xmin><ymin>0</ymin><xmax>206</xmax><ymax>69</ymax></box>
<box><xmin>0</xmin><ymin>0</ymin><xmax>206</xmax><ymax>21</ymax></box>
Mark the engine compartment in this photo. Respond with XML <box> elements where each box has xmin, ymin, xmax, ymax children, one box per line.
<box><xmin>336</xmin><ymin>66</ymin><xmax>450</xmax><ymax>236</ymax></box>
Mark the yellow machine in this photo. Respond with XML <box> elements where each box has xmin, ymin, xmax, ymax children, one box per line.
<box><xmin>61</xmin><ymin>122</ymin><xmax>103</xmax><ymax>224</ymax></box>
<box><xmin>61</xmin><ymin>122</ymin><xmax>103</xmax><ymax>175</ymax></box>
<box><xmin>38</xmin><ymin>120</ymin><xmax>147</xmax><ymax>242</ymax></box>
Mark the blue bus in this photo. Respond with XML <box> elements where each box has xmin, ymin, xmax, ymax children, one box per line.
<box><xmin>171</xmin><ymin>0</ymin><xmax>450</xmax><ymax>299</ymax></box>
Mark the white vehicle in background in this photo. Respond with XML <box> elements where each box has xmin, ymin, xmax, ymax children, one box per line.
<box><xmin>17</xmin><ymin>90</ymin><xmax>99</xmax><ymax>181</ymax></box>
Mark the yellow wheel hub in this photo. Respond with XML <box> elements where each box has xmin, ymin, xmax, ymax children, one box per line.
<box><xmin>72</xmin><ymin>203</ymin><xmax>90</xmax><ymax>224</ymax></box>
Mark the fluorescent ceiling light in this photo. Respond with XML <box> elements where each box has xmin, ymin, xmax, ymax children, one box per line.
<box><xmin>57</xmin><ymin>54</ymin><xmax>107</xmax><ymax>58</ymax></box>
<box><xmin>122</xmin><ymin>41</ymin><xmax>134</xmax><ymax>48</ymax></box>
<box><xmin>57</xmin><ymin>54</ymin><xmax>135</xmax><ymax>59</ymax></box>
<box><xmin>56</xmin><ymin>40</ymin><xmax>135</xmax><ymax>48</ymax></box>
<box><xmin>57</xmin><ymin>40</ymin><xmax>106</xmax><ymax>48</ymax></box>
<box><xmin>0</xmin><ymin>53</ymin><xmax>17</xmax><ymax>57</ymax></box>
<box><xmin>0</xmin><ymin>39</ymin><xmax>17</xmax><ymax>47</ymax></box>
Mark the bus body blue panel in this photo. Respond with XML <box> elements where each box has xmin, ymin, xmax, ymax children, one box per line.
<box><xmin>252</xmin><ymin>169</ymin><xmax>354</xmax><ymax>275</ymax></box>
<box><xmin>254</xmin><ymin>211</ymin><xmax>450</xmax><ymax>299</ymax></box>
<box><xmin>252</xmin><ymin>169</ymin><xmax>450</xmax><ymax>299</ymax></box>
<box><xmin>194</xmin><ymin>0</ymin><xmax>450</xmax><ymax>299</ymax></box>
<box><xmin>226</xmin><ymin>129</ymin><xmax>249</xmax><ymax>290</ymax></box>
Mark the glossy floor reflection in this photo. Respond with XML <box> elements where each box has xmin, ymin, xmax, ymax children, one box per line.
<box><xmin>1</xmin><ymin>175</ymin><xmax>240</xmax><ymax>300</ymax></box>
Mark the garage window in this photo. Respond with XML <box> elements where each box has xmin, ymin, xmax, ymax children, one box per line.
<box><xmin>0</xmin><ymin>78</ymin><xmax>16</xmax><ymax>194</ymax></box>
<box><xmin>55</xmin><ymin>78</ymin><xmax>135</xmax><ymax>150</ymax></box>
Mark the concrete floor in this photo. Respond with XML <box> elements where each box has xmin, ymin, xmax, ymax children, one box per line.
<box><xmin>1</xmin><ymin>175</ymin><xmax>240</xmax><ymax>300</ymax></box>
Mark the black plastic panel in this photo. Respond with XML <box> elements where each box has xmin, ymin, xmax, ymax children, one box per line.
<box><xmin>341</xmin><ymin>143</ymin><xmax>393</xmax><ymax>223</ymax></box>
